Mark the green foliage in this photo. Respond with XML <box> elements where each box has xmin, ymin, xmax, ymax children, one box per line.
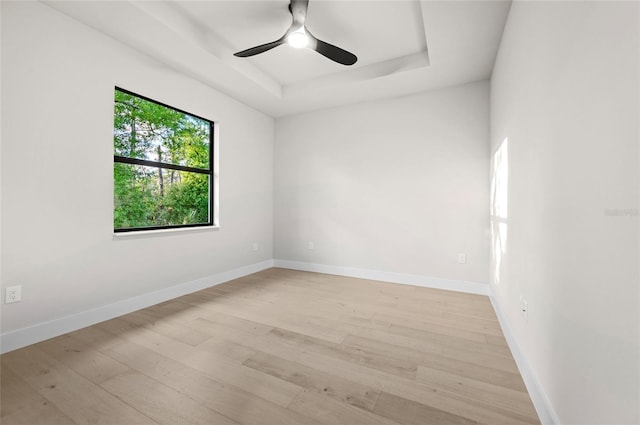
<box><xmin>113</xmin><ymin>89</ymin><xmax>211</xmax><ymax>230</ymax></box>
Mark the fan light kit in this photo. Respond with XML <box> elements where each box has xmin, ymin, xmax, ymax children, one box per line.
<box><xmin>287</xmin><ymin>28</ymin><xmax>309</xmax><ymax>49</ymax></box>
<box><xmin>234</xmin><ymin>0</ymin><xmax>357</xmax><ymax>66</ymax></box>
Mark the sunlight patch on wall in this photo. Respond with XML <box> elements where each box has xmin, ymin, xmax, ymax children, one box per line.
<box><xmin>491</xmin><ymin>137</ymin><xmax>509</xmax><ymax>286</ymax></box>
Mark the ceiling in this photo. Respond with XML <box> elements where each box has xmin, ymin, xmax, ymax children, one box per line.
<box><xmin>44</xmin><ymin>0</ymin><xmax>511</xmax><ymax>118</ymax></box>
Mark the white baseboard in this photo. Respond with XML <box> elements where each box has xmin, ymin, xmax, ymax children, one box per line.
<box><xmin>273</xmin><ymin>259</ymin><xmax>489</xmax><ymax>296</ymax></box>
<box><xmin>489</xmin><ymin>288</ymin><xmax>560</xmax><ymax>425</ymax></box>
<box><xmin>1</xmin><ymin>257</ymin><xmax>555</xmax><ymax>425</ymax></box>
<box><xmin>0</xmin><ymin>259</ymin><xmax>274</xmax><ymax>354</ymax></box>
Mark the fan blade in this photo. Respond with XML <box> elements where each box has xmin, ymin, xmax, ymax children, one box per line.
<box><xmin>309</xmin><ymin>32</ymin><xmax>357</xmax><ymax>66</ymax></box>
<box><xmin>234</xmin><ymin>37</ymin><xmax>286</xmax><ymax>57</ymax></box>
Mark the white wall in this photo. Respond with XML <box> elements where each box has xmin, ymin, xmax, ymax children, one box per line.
<box><xmin>1</xmin><ymin>2</ymin><xmax>273</xmax><ymax>338</ymax></box>
<box><xmin>275</xmin><ymin>82</ymin><xmax>490</xmax><ymax>285</ymax></box>
<box><xmin>490</xmin><ymin>1</ymin><xmax>639</xmax><ymax>424</ymax></box>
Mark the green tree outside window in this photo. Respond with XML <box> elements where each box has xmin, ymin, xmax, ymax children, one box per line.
<box><xmin>113</xmin><ymin>88</ymin><xmax>213</xmax><ymax>232</ymax></box>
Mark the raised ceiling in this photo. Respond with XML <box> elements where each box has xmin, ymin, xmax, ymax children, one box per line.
<box><xmin>44</xmin><ymin>0</ymin><xmax>511</xmax><ymax>117</ymax></box>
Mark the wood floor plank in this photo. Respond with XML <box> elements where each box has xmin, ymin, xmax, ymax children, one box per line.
<box><xmin>266</xmin><ymin>327</ymin><xmax>418</xmax><ymax>379</ymax></box>
<box><xmin>126</xmin><ymin>309</ymin><xmax>212</xmax><ymax>346</ymax></box>
<box><xmin>151</xmin><ymin>301</ymin><xmax>274</xmax><ymax>338</ymax></box>
<box><xmin>1</xmin><ymin>268</ymin><xmax>539</xmax><ymax>425</ymax></box>
<box><xmin>441</xmin><ymin>311</ymin><xmax>505</xmax><ymax>336</ymax></box>
<box><xmin>35</xmin><ymin>334</ymin><xmax>131</xmax><ymax>385</ymax></box>
<box><xmin>341</xmin><ymin>308</ymin><xmax>510</xmax><ymax>364</ymax></box>
<box><xmin>373</xmin><ymin>312</ymin><xmax>490</xmax><ymax>343</ymax></box>
<box><xmin>101</xmin><ymin>339</ymin><xmax>318</xmax><ymax>425</ymax></box>
<box><xmin>243</xmin><ymin>351</ymin><xmax>381</xmax><ymax>411</ymax></box>
<box><xmin>96</xmin><ymin>316</ymin><xmax>301</xmax><ymax>407</ymax></box>
<box><xmin>0</xmin><ymin>399</ymin><xmax>77</xmax><ymax>425</ymax></box>
<box><xmin>343</xmin><ymin>334</ymin><xmax>528</xmax><ymax>392</ymax></box>
<box><xmin>2</xmin><ymin>346</ymin><xmax>157</xmax><ymax>425</ymax></box>
<box><xmin>442</xmin><ymin>344</ymin><xmax>519</xmax><ymax>373</ymax></box>
<box><xmin>416</xmin><ymin>365</ymin><xmax>538</xmax><ymax>418</ymax></box>
<box><xmin>193</xmin><ymin>335</ymin><xmax>257</xmax><ymax>364</ymax></box>
<box><xmin>235</xmin><ymin>326</ymin><xmax>537</xmax><ymax>424</ymax></box>
<box><xmin>188</xmin><ymin>314</ymin><xmax>273</xmax><ymax>339</ymax></box>
<box><xmin>217</xmin><ymin>278</ymin><xmax>378</xmax><ymax>319</ymax></box>
<box><xmin>146</xmin><ymin>299</ymin><xmax>227</xmax><ymax>324</ymax></box>
<box><xmin>289</xmin><ymin>388</ymin><xmax>401</xmax><ymax>425</ymax></box>
<box><xmin>485</xmin><ymin>333</ymin><xmax>510</xmax><ymax>347</ymax></box>
<box><xmin>385</xmin><ymin>322</ymin><xmax>514</xmax><ymax>358</ymax></box>
<box><xmin>374</xmin><ymin>307</ymin><xmax>504</xmax><ymax>337</ymax></box>
<box><xmin>373</xmin><ymin>391</ymin><xmax>478</xmax><ymax>425</ymax></box>
<box><xmin>100</xmin><ymin>370</ymin><xmax>239</xmax><ymax>425</ymax></box>
<box><xmin>0</xmin><ymin>364</ymin><xmax>76</xmax><ymax>424</ymax></box>
<box><xmin>299</xmin><ymin>277</ymin><xmax>495</xmax><ymax>320</ymax></box>
<box><xmin>65</xmin><ymin>325</ymin><xmax>126</xmax><ymax>352</ymax></box>
<box><xmin>339</xmin><ymin>322</ymin><xmax>444</xmax><ymax>355</ymax></box>
<box><xmin>182</xmin><ymin>293</ymin><xmax>349</xmax><ymax>343</ymax></box>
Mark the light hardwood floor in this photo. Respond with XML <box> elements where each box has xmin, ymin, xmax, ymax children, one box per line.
<box><xmin>1</xmin><ymin>268</ymin><xmax>540</xmax><ymax>425</ymax></box>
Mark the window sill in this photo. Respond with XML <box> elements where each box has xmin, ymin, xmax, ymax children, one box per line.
<box><xmin>113</xmin><ymin>225</ymin><xmax>220</xmax><ymax>239</ymax></box>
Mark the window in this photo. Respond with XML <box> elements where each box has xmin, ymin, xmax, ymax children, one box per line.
<box><xmin>113</xmin><ymin>87</ymin><xmax>214</xmax><ymax>232</ymax></box>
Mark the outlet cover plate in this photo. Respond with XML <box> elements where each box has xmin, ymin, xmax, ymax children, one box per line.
<box><xmin>5</xmin><ymin>285</ymin><xmax>22</xmax><ymax>303</ymax></box>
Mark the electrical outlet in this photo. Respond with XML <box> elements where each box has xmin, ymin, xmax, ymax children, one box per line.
<box><xmin>520</xmin><ymin>296</ymin><xmax>528</xmax><ymax>321</ymax></box>
<box><xmin>457</xmin><ymin>253</ymin><xmax>466</xmax><ymax>264</ymax></box>
<box><xmin>252</xmin><ymin>242</ymin><xmax>258</xmax><ymax>252</ymax></box>
<box><xmin>308</xmin><ymin>241</ymin><xmax>315</xmax><ymax>250</ymax></box>
<box><xmin>5</xmin><ymin>285</ymin><xmax>22</xmax><ymax>304</ymax></box>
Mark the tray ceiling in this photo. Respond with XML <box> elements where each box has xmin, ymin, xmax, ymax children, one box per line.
<box><xmin>44</xmin><ymin>0</ymin><xmax>511</xmax><ymax>117</ymax></box>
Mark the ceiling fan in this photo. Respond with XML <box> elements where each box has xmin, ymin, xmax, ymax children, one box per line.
<box><xmin>233</xmin><ymin>0</ymin><xmax>358</xmax><ymax>66</ymax></box>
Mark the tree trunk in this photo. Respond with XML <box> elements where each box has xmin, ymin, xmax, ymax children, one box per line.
<box><xmin>130</xmin><ymin>116</ymin><xmax>136</xmax><ymax>156</ymax></box>
<box><xmin>157</xmin><ymin>146</ymin><xmax>164</xmax><ymax>197</ymax></box>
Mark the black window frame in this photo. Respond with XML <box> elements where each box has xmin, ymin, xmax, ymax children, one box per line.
<box><xmin>113</xmin><ymin>86</ymin><xmax>215</xmax><ymax>233</ymax></box>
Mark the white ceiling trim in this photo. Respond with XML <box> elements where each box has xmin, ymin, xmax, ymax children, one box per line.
<box><xmin>284</xmin><ymin>49</ymin><xmax>430</xmax><ymax>98</ymax></box>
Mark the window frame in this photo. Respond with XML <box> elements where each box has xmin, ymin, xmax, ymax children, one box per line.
<box><xmin>113</xmin><ymin>86</ymin><xmax>215</xmax><ymax>233</ymax></box>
